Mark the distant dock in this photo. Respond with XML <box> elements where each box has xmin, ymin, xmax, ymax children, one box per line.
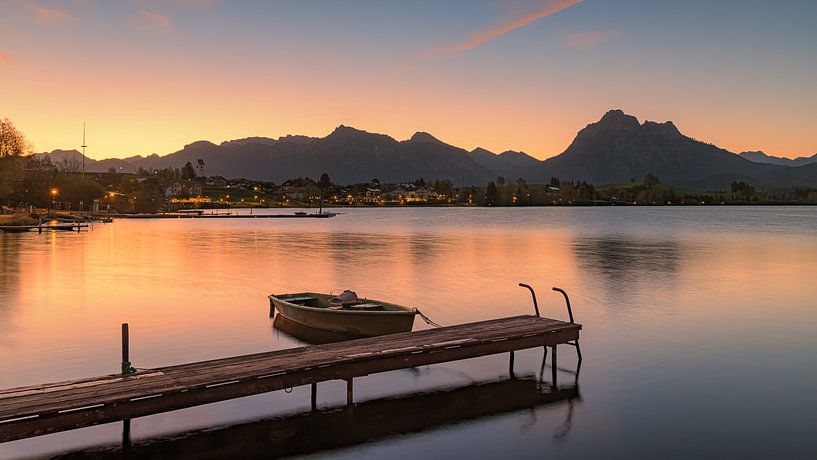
<box><xmin>115</xmin><ymin>211</ymin><xmax>337</xmax><ymax>219</ymax></box>
<box><xmin>0</xmin><ymin>222</ymin><xmax>89</xmax><ymax>233</ymax></box>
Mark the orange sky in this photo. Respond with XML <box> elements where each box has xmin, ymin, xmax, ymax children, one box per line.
<box><xmin>1</xmin><ymin>1</ymin><xmax>815</xmax><ymax>160</ymax></box>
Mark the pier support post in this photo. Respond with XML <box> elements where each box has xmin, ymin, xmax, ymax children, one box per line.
<box><xmin>121</xmin><ymin>323</ymin><xmax>135</xmax><ymax>374</ymax></box>
<box><xmin>311</xmin><ymin>383</ymin><xmax>317</xmax><ymax>411</ymax></box>
<box><xmin>551</xmin><ymin>345</ymin><xmax>558</xmax><ymax>386</ymax></box>
<box><xmin>509</xmin><ymin>351</ymin><xmax>515</xmax><ymax>378</ymax></box>
<box><xmin>122</xmin><ymin>419</ymin><xmax>131</xmax><ymax>450</ymax></box>
<box><xmin>346</xmin><ymin>379</ymin><xmax>354</xmax><ymax>406</ymax></box>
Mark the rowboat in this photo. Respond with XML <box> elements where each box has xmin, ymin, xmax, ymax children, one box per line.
<box><xmin>268</xmin><ymin>291</ymin><xmax>416</xmax><ymax>337</ymax></box>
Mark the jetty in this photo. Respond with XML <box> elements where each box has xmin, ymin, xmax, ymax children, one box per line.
<box><xmin>0</xmin><ymin>222</ymin><xmax>89</xmax><ymax>233</ymax></box>
<box><xmin>0</xmin><ymin>286</ymin><xmax>581</xmax><ymax>445</ymax></box>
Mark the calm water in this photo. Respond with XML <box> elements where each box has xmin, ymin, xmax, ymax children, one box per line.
<box><xmin>1</xmin><ymin>207</ymin><xmax>816</xmax><ymax>459</ymax></box>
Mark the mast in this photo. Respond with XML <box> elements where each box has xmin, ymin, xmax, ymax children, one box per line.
<box><xmin>81</xmin><ymin>122</ymin><xmax>87</xmax><ymax>179</ymax></box>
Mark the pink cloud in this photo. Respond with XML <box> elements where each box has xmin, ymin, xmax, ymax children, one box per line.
<box><xmin>24</xmin><ymin>2</ymin><xmax>74</xmax><ymax>24</ymax></box>
<box><xmin>562</xmin><ymin>30</ymin><xmax>617</xmax><ymax>49</ymax></box>
<box><xmin>139</xmin><ymin>9</ymin><xmax>171</xmax><ymax>29</ymax></box>
<box><xmin>422</xmin><ymin>0</ymin><xmax>582</xmax><ymax>57</ymax></box>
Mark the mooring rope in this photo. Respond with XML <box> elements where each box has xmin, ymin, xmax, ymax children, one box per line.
<box><xmin>414</xmin><ymin>308</ymin><xmax>444</xmax><ymax>328</ymax></box>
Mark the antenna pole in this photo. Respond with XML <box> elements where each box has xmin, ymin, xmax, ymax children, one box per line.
<box><xmin>81</xmin><ymin>122</ymin><xmax>87</xmax><ymax>178</ymax></box>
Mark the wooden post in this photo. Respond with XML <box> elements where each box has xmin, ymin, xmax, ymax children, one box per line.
<box><xmin>508</xmin><ymin>351</ymin><xmax>515</xmax><ymax>378</ymax></box>
<box><xmin>346</xmin><ymin>379</ymin><xmax>354</xmax><ymax>406</ymax></box>
<box><xmin>311</xmin><ymin>383</ymin><xmax>317</xmax><ymax>411</ymax></box>
<box><xmin>551</xmin><ymin>345</ymin><xmax>558</xmax><ymax>386</ymax></box>
<box><xmin>121</xmin><ymin>323</ymin><xmax>135</xmax><ymax>374</ymax></box>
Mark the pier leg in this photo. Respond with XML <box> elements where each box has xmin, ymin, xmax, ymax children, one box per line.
<box><xmin>539</xmin><ymin>347</ymin><xmax>548</xmax><ymax>381</ymax></box>
<box><xmin>122</xmin><ymin>419</ymin><xmax>131</xmax><ymax>450</ymax></box>
<box><xmin>508</xmin><ymin>351</ymin><xmax>515</xmax><ymax>378</ymax></box>
<box><xmin>346</xmin><ymin>379</ymin><xmax>354</xmax><ymax>406</ymax></box>
<box><xmin>575</xmin><ymin>341</ymin><xmax>583</xmax><ymax>364</ymax></box>
<box><xmin>311</xmin><ymin>383</ymin><xmax>317</xmax><ymax>411</ymax></box>
<box><xmin>551</xmin><ymin>345</ymin><xmax>558</xmax><ymax>386</ymax></box>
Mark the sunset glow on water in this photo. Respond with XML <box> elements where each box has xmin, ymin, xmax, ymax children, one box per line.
<box><xmin>1</xmin><ymin>207</ymin><xmax>816</xmax><ymax>458</ymax></box>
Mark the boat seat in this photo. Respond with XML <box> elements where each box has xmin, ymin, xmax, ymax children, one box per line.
<box><xmin>281</xmin><ymin>296</ymin><xmax>317</xmax><ymax>303</ymax></box>
<box><xmin>347</xmin><ymin>303</ymin><xmax>384</xmax><ymax>310</ymax></box>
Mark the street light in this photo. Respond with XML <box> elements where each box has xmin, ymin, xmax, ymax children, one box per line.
<box><xmin>49</xmin><ymin>188</ymin><xmax>58</xmax><ymax>214</ymax></box>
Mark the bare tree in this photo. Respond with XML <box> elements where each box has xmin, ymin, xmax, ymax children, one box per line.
<box><xmin>58</xmin><ymin>156</ymin><xmax>84</xmax><ymax>173</ymax></box>
<box><xmin>0</xmin><ymin>118</ymin><xmax>32</xmax><ymax>157</ymax></box>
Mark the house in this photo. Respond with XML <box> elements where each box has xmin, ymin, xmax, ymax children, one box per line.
<box><xmin>195</xmin><ymin>159</ymin><xmax>206</xmax><ymax>178</ymax></box>
<box><xmin>165</xmin><ymin>181</ymin><xmax>184</xmax><ymax>198</ymax></box>
<box><xmin>189</xmin><ymin>181</ymin><xmax>203</xmax><ymax>197</ymax></box>
<box><xmin>206</xmin><ymin>176</ymin><xmax>228</xmax><ymax>187</ymax></box>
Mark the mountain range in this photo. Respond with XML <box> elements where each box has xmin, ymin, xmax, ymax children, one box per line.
<box><xmin>36</xmin><ymin>110</ymin><xmax>817</xmax><ymax>190</ymax></box>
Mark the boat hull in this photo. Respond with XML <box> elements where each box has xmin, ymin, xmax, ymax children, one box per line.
<box><xmin>270</xmin><ymin>296</ymin><xmax>416</xmax><ymax>337</ymax></box>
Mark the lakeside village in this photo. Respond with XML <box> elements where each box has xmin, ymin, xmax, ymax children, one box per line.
<box><xmin>3</xmin><ymin>156</ymin><xmax>817</xmax><ymax>224</ymax></box>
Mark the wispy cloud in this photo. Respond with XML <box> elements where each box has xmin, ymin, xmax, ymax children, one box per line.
<box><xmin>139</xmin><ymin>9</ymin><xmax>171</xmax><ymax>29</ymax></box>
<box><xmin>420</xmin><ymin>0</ymin><xmax>582</xmax><ymax>57</ymax></box>
<box><xmin>561</xmin><ymin>30</ymin><xmax>617</xmax><ymax>49</ymax></box>
<box><xmin>0</xmin><ymin>50</ymin><xmax>13</xmax><ymax>66</ymax></box>
<box><xmin>178</xmin><ymin>0</ymin><xmax>215</xmax><ymax>7</ymax></box>
<box><xmin>24</xmin><ymin>2</ymin><xmax>74</xmax><ymax>24</ymax></box>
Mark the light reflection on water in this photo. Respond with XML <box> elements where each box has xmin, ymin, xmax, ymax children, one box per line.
<box><xmin>1</xmin><ymin>207</ymin><xmax>817</xmax><ymax>459</ymax></box>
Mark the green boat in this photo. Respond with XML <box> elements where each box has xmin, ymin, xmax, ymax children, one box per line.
<box><xmin>268</xmin><ymin>291</ymin><xmax>417</xmax><ymax>337</ymax></box>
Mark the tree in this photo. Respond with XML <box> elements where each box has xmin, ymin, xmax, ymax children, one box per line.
<box><xmin>181</xmin><ymin>162</ymin><xmax>196</xmax><ymax>180</ymax></box>
<box><xmin>319</xmin><ymin>173</ymin><xmax>332</xmax><ymax>190</ymax></box>
<box><xmin>730</xmin><ymin>181</ymin><xmax>756</xmax><ymax>200</ymax></box>
<box><xmin>485</xmin><ymin>181</ymin><xmax>498</xmax><ymax>206</ymax></box>
<box><xmin>496</xmin><ymin>176</ymin><xmax>506</xmax><ymax>187</ymax></box>
<box><xmin>0</xmin><ymin>118</ymin><xmax>31</xmax><ymax>157</ymax></box>
<box><xmin>58</xmin><ymin>156</ymin><xmax>83</xmax><ymax>173</ymax></box>
<box><xmin>550</xmin><ymin>177</ymin><xmax>560</xmax><ymax>188</ymax></box>
<box><xmin>644</xmin><ymin>172</ymin><xmax>660</xmax><ymax>189</ymax></box>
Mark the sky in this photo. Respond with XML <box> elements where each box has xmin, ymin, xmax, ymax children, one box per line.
<box><xmin>1</xmin><ymin>0</ymin><xmax>816</xmax><ymax>160</ymax></box>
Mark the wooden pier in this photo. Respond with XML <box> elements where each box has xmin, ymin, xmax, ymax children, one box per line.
<box><xmin>0</xmin><ymin>313</ymin><xmax>581</xmax><ymax>444</ymax></box>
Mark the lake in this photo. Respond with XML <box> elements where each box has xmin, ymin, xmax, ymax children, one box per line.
<box><xmin>1</xmin><ymin>207</ymin><xmax>816</xmax><ymax>459</ymax></box>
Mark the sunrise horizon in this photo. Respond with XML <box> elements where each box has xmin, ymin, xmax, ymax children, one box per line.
<box><xmin>2</xmin><ymin>1</ymin><xmax>816</xmax><ymax>160</ymax></box>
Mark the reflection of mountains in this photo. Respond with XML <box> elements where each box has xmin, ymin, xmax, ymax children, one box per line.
<box><xmin>55</xmin><ymin>377</ymin><xmax>579</xmax><ymax>459</ymax></box>
<box><xmin>573</xmin><ymin>236</ymin><xmax>682</xmax><ymax>277</ymax></box>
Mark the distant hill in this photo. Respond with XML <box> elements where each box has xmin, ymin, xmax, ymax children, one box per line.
<box><xmin>468</xmin><ymin>148</ymin><xmax>544</xmax><ymax>182</ymax></box>
<box><xmin>739</xmin><ymin>150</ymin><xmax>817</xmax><ymax>167</ymax></box>
<box><xmin>33</xmin><ymin>111</ymin><xmax>817</xmax><ymax>189</ymax></box>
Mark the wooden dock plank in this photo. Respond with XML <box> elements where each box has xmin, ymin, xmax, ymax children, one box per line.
<box><xmin>0</xmin><ymin>315</ymin><xmax>581</xmax><ymax>443</ymax></box>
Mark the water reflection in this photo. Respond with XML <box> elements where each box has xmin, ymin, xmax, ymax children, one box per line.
<box><xmin>52</xmin><ymin>376</ymin><xmax>580</xmax><ymax>459</ymax></box>
<box><xmin>2</xmin><ymin>207</ymin><xmax>817</xmax><ymax>459</ymax></box>
<box><xmin>572</xmin><ymin>236</ymin><xmax>682</xmax><ymax>276</ymax></box>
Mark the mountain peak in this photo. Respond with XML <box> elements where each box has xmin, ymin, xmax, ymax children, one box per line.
<box><xmin>642</xmin><ymin>120</ymin><xmax>682</xmax><ymax>138</ymax></box>
<box><xmin>329</xmin><ymin>125</ymin><xmax>365</xmax><ymax>136</ymax></box>
<box><xmin>183</xmin><ymin>140</ymin><xmax>217</xmax><ymax>150</ymax></box>
<box><xmin>596</xmin><ymin>109</ymin><xmax>640</xmax><ymax>130</ymax></box>
<box><xmin>409</xmin><ymin>131</ymin><xmax>444</xmax><ymax>144</ymax></box>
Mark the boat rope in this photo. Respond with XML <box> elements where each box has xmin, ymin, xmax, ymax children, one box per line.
<box><xmin>414</xmin><ymin>308</ymin><xmax>444</xmax><ymax>328</ymax></box>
